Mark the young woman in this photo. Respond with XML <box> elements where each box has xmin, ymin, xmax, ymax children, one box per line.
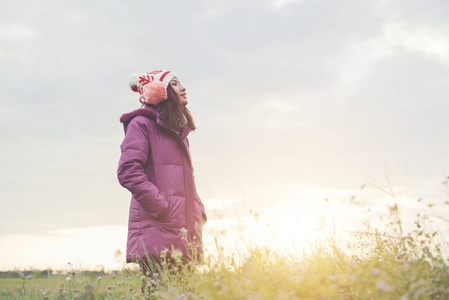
<box><xmin>117</xmin><ymin>69</ymin><xmax>207</xmax><ymax>278</ymax></box>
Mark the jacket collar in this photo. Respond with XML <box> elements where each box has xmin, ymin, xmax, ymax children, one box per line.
<box><xmin>120</xmin><ymin>105</ymin><xmax>192</xmax><ymax>138</ymax></box>
<box><xmin>119</xmin><ymin>106</ymin><xmax>158</xmax><ymax>124</ymax></box>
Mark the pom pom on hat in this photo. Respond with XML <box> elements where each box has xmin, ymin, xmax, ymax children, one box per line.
<box><xmin>128</xmin><ymin>73</ymin><xmax>140</xmax><ymax>92</ymax></box>
<box><xmin>140</xmin><ymin>81</ymin><xmax>167</xmax><ymax>105</ymax></box>
<box><xmin>128</xmin><ymin>69</ymin><xmax>176</xmax><ymax>105</ymax></box>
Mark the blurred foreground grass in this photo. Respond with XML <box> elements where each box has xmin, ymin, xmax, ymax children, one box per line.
<box><xmin>2</xmin><ymin>177</ymin><xmax>449</xmax><ymax>299</ymax></box>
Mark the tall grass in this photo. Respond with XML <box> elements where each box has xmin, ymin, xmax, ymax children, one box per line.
<box><xmin>1</xmin><ymin>176</ymin><xmax>449</xmax><ymax>299</ymax></box>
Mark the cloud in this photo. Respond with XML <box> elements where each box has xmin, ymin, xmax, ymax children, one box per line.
<box><xmin>383</xmin><ymin>22</ymin><xmax>449</xmax><ymax>64</ymax></box>
<box><xmin>0</xmin><ymin>23</ymin><xmax>36</xmax><ymax>42</ymax></box>
<box><xmin>1</xmin><ymin>0</ymin><xmax>449</xmax><ymax>261</ymax></box>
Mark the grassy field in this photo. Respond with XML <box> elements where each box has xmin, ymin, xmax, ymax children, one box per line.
<box><xmin>2</xmin><ymin>178</ymin><xmax>449</xmax><ymax>299</ymax></box>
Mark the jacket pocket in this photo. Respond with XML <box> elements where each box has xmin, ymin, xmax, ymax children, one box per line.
<box><xmin>155</xmin><ymin>192</ymin><xmax>170</xmax><ymax>220</ymax></box>
<box><xmin>138</xmin><ymin>190</ymin><xmax>169</xmax><ymax>220</ymax></box>
<box><xmin>158</xmin><ymin>195</ymin><xmax>186</xmax><ymax>228</ymax></box>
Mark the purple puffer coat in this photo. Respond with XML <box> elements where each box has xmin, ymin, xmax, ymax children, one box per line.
<box><xmin>117</xmin><ymin>106</ymin><xmax>206</xmax><ymax>263</ymax></box>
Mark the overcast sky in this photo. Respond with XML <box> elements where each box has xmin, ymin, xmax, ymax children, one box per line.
<box><xmin>1</xmin><ymin>0</ymin><xmax>449</xmax><ymax>270</ymax></box>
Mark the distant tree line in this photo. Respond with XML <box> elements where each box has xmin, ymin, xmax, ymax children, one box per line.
<box><xmin>0</xmin><ymin>269</ymin><xmax>116</xmax><ymax>278</ymax></box>
<box><xmin>0</xmin><ymin>270</ymin><xmax>52</xmax><ymax>278</ymax></box>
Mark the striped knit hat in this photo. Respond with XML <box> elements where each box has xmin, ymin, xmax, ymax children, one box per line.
<box><xmin>128</xmin><ymin>69</ymin><xmax>176</xmax><ymax>105</ymax></box>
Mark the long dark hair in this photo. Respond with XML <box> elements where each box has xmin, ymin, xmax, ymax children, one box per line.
<box><xmin>152</xmin><ymin>84</ymin><xmax>196</xmax><ymax>132</ymax></box>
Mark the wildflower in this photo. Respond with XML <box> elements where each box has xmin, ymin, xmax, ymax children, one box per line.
<box><xmin>172</xmin><ymin>249</ymin><xmax>183</xmax><ymax>261</ymax></box>
<box><xmin>66</xmin><ymin>276</ymin><xmax>72</xmax><ymax>282</ymax></box>
<box><xmin>376</xmin><ymin>280</ymin><xmax>392</xmax><ymax>292</ymax></box>
<box><xmin>83</xmin><ymin>283</ymin><xmax>94</xmax><ymax>292</ymax></box>
<box><xmin>214</xmin><ymin>281</ymin><xmax>220</xmax><ymax>287</ymax></box>
<box><xmin>295</xmin><ymin>265</ymin><xmax>304</xmax><ymax>272</ymax></box>
<box><xmin>26</xmin><ymin>274</ymin><xmax>33</xmax><ymax>279</ymax></box>
<box><xmin>177</xmin><ymin>293</ymin><xmax>187</xmax><ymax>300</ymax></box>
<box><xmin>97</xmin><ymin>276</ymin><xmax>102</xmax><ymax>281</ymax></box>
<box><xmin>371</xmin><ymin>268</ymin><xmax>380</xmax><ymax>275</ymax></box>
<box><xmin>413</xmin><ymin>288</ymin><xmax>426</xmax><ymax>298</ymax></box>
<box><xmin>400</xmin><ymin>295</ymin><xmax>408</xmax><ymax>300</ymax></box>
<box><xmin>329</xmin><ymin>275</ymin><xmax>338</xmax><ymax>282</ymax></box>
<box><xmin>199</xmin><ymin>293</ymin><xmax>204</xmax><ymax>298</ymax></box>
<box><xmin>74</xmin><ymin>294</ymin><xmax>81</xmax><ymax>299</ymax></box>
<box><xmin>180</xmin><ymin>227</ymin><xmax>188</xmax><ymax>235</ymax></box>
<box><xmin>431</xmin><ymin>277</ymin><xmax>440</xmax><ymax>282</ymax></box>
<box><xmin>72</xmin><ymin>288</ymin><xmax>79</xmax><ymax>292</ymax></box>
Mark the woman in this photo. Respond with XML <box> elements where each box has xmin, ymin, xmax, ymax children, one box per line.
<box><xmin>117</xmin><ymin>69</ymin><xmax>207</xmax><ymax>278</ymax></box>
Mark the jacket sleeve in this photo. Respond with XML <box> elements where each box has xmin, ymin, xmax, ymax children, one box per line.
<box><xmin>117</xmin><ymin>118</ymin><xmax>168</xmax><ymax>218</ymax></box>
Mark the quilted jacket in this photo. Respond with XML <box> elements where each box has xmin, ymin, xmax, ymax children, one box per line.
<box><xmin>118</xmin><ymin>106</ymin><xmax>206</xmax><ymax>262</ymax></box>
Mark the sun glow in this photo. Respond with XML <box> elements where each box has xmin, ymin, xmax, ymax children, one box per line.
<box><xmin>1</xmin><ymin>186</ymin><xmax>441</xmax><ymax>272</ymax></box>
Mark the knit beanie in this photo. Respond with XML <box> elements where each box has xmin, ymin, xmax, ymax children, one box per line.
<box><xmin>128</xmin><ymin>69</ymin><xmax>176</xmax><ymax>105</ymax></box>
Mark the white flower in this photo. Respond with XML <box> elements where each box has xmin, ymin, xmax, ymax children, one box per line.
<box><xmin>376</xmin><ymin>280</ymin><xmax>392</xmax><ymax>292</ymax></box>
<box><xmin>176</xmin><ymin>293</ymin><xmax>187</xmax><ymax>300</ymax></box>
<box><xmin>371</xmin><ymin>268</ymin><xmax>380</xmax><ymax>275</ymax></box>
<box><xmin>161</xmin><ymin>248</ymin><xmax>169</xmax><ymax>258</ymax></box>
<box><xmin>172</xmin><ymin>249</ymin><xmax>183</xmax><ymax>260</ymax></box>
<box><xmin>180</xmin><ymin>227</ymin><xmax>188</xmax><ymax>235</ymax></box>
<box><xmin>66</xmin><ymin>276</ymin><xmax>72</xmax><ymax>282</ymax></box>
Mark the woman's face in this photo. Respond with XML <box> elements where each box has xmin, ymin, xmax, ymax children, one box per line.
<box><xmin>169</xmin><ymin>77</ymin><xmax>187</xmax><ymax>106</ymax></box>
